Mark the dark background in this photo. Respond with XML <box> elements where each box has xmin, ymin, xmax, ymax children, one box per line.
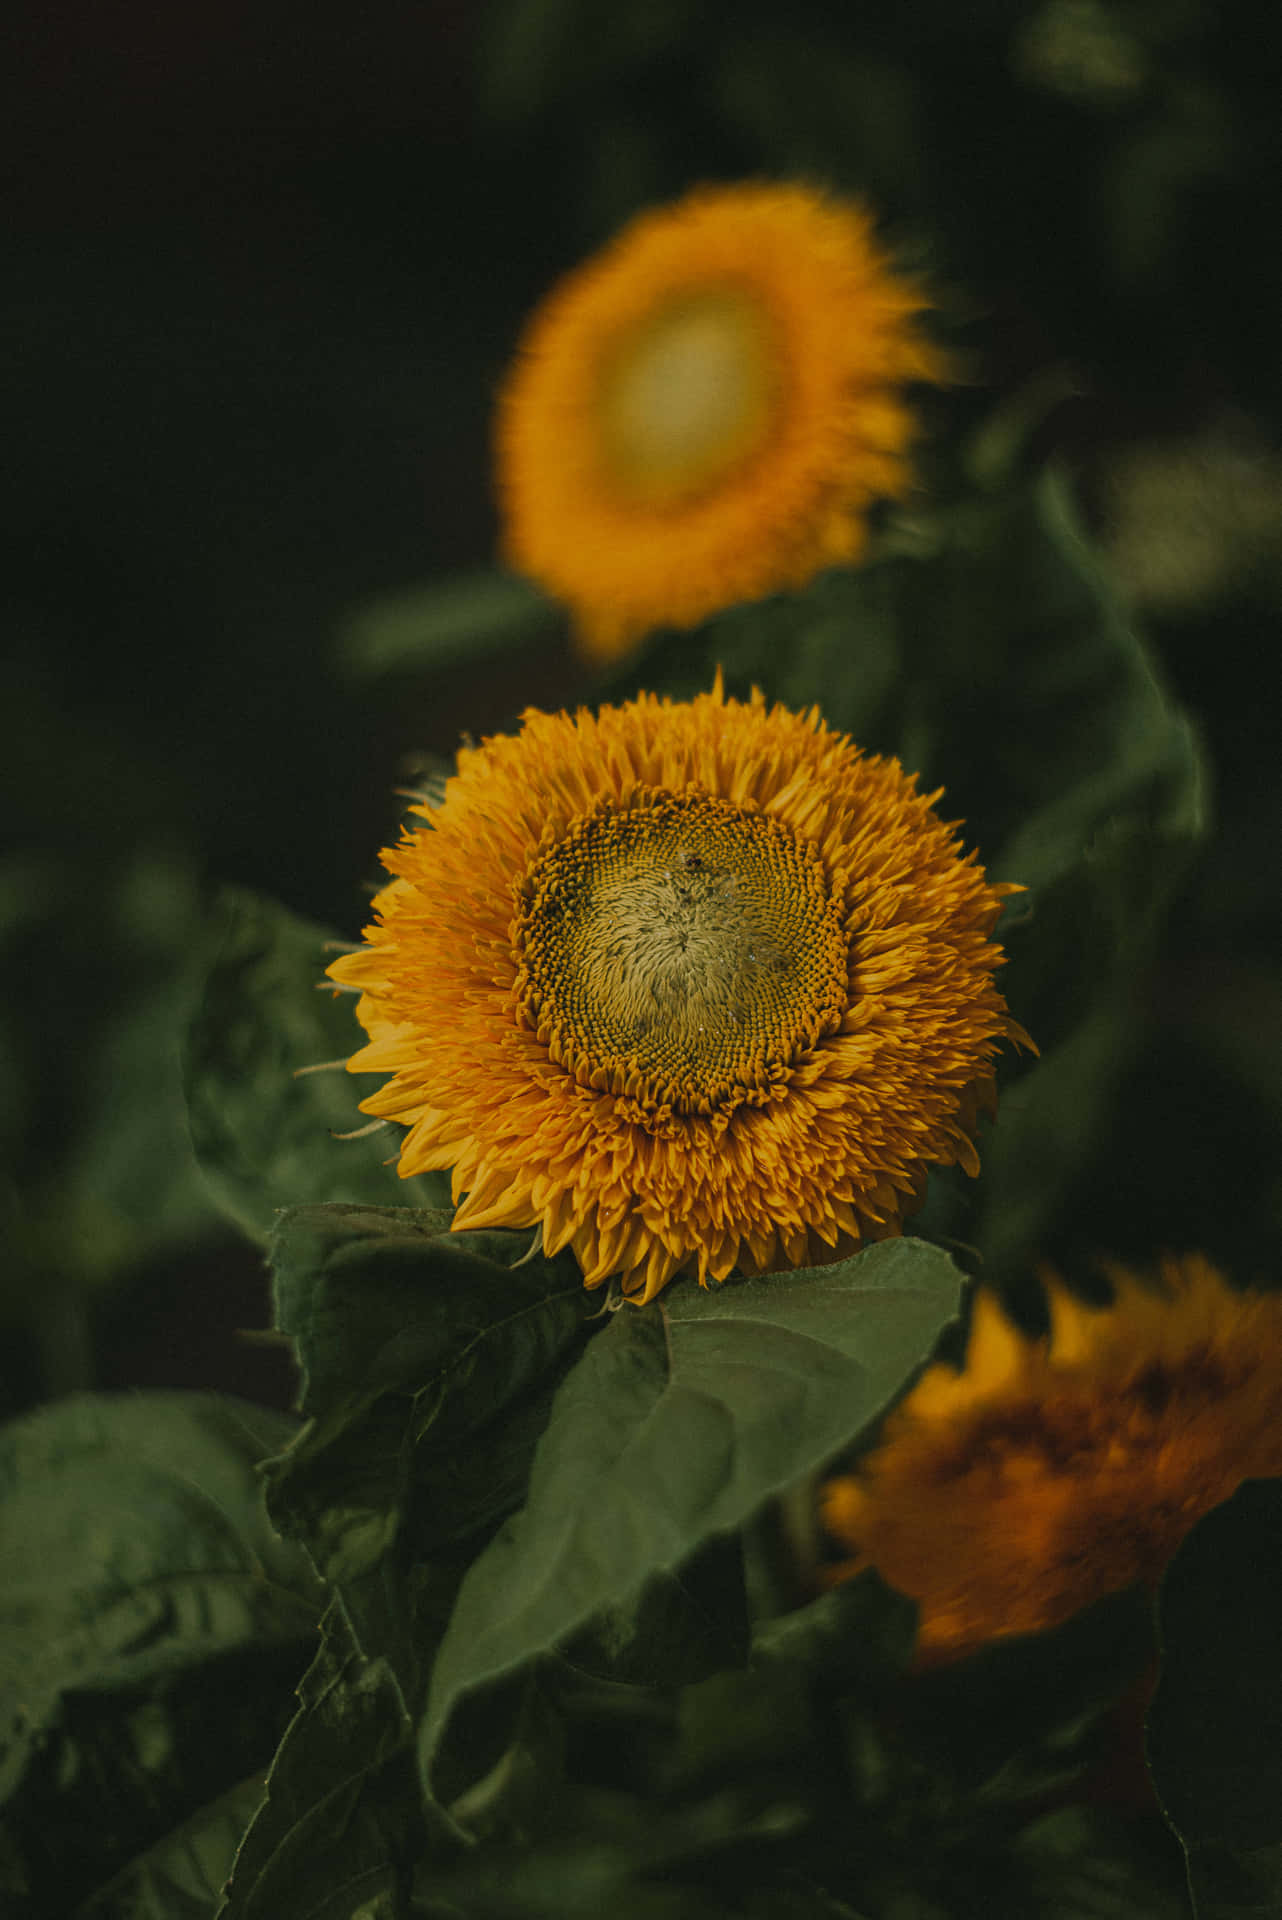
<box><xmin>4</xmin><ymin>0</ymin><xmax>1280</xmax><ymax>1418</ymax></box>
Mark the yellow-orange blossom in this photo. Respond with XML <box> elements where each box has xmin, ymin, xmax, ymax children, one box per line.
<box><xmin>496</xmin><ymin>183</ymin><xmax>948</xmax><ymax>660</ymax></box>
<box><xmin>329</xmin><ymin>683</ymin><xmax>1027</xmax><ymax>1302</ymax></box>
<box><xmin>822</xmin><ymin>1255</ymin><xmax>1282</xmax><ymax>1665</ymax></box>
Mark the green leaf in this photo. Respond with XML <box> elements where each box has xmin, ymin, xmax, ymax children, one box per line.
<box><xmin>0</xmin><ymin>1392</ymin><xmax>318</xmax><ymax>1768</ymax></box>
<box><xmin>184</xmin><ymin>888</ymin><xmax>449</xmax><ymax>1242</ymax></box>
<box><xmin>217</xmin><ymin>1599</ymin><xmax>429</xmax><ymax>1920</ymax></box>
<box><xmin>894</xmin><ymin>1583</ymin><xmax>1155</xmax><ymax>1809</ymax></box>
<box><xmin>562</xmin><ymin>1534</ymin><xmax>750</xmax><ymax>1691</ymax></box>
<box><xmin>667</xmin><ymin>1571</ymin><xmax>916</xmax><ymax>1814</ymax></box>
<box><xmin>77</xmin><ymin>1774</ymin><xmax>266</xmax><ymax>1920</ymax></box>
<box><xmin>661</xmin><ymin>1583</ymin><xmax>1162</xmax><ymax>1918</ymax></box>
<box><xmin>334</xmin><ymin>569</ymin><xmax>560</xmax><ymax>680</ymax></box>
<box><xmin>263</xmin><ymin>1205</ymin><xmax>596</xmax><ymax>1588</ymax></box>
<box><xmin>999</xmin><ymin>1807</ymin><xmax>1191</xmax><ymax>1920</ymax></box>
<box><xmin>416</xmin><ymin>1651</ymin><xmax>833</xmax><ymax>1917</ymax></box>
<box><xmin>421</xmin><ymin>1238</ymin><xmax>964</xmax><ymax>1793</ymax></box>
<box><xmin>0</xmin><ymin>1392</ymin><xmax>320</xmax><ymax>1918</ymax></box>
<box><xmin>261</xmin><ymin>1202</ymin><xmax>599</xmax><ymax>1753</ymax></box>
<box><xmin>420</xmin><ymin>1572</ymin><xmax>1175</xmax><ymax>1920</ymax></box>
<box><xmin>751</xmin><ymin>1564</ymin><xmax>917</xmax><ymax>1674</ymax></box>
<box><xmin>960</xmin><ymin>479</ymin><xmax>1206</xmax><ymax>1279</ymax></box>
<box><xmin>1146</xmin><ymin>1479</ymin><xmax>1282</xmax><ymax>1919</ymax></box>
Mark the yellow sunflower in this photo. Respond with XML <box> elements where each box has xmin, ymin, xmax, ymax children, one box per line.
<box><xmin>495</xmin><ymin>182</ymin><xmax>948</xmax><ymax>661</ymax></box>
<box><xmin>328</xmin><ymin>682</ymin><xmax>1026</xmax><ymax>1304</ymax></box>
<box><xmin>821</xmin><ymin>1255</ymin><xmax>1282</xmax><ymax>1667</ymax></box>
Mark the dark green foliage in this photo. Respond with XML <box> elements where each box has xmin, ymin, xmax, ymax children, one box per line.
<box><xmin>253</xmin><ymin>1214</ymin><xmax>960</xmax><ymax>1825</ymax></box>
<box><xmin>422</xmin><ymin>1240</ymin><xmax>963</xmax><ymax>1792</ymax></box>
<box><xmin>0</xmin><ymin>1393</ymin><xmax>321</xmax><ymax>1918</ymax></box>
<box><xmin>80</xmin><ymin>1777</ymin><xmax>271</xmax><ymax>1920</ymax></box>
<box><xmin>405</xmin><ymin>1576</ymin><xmax>1185</xmax><ymax>1920</ymax></box>
<box><xmin>1</xmin><ymin>841</ymin><xmax>219</xmax><ymax>1407</ymax></box>
<box><xmin>242</xmin><ymin>1205</ymin><xmax>1100</xmax><ymax>1917</ymax></box>
<box><xmin>1147</xmin><ymin>1481</ymin><xmax>1282</xmax><ymax>1918</ymax></box>
<box><xmin>262</xmin><ymin>1204</ymin><xmax>597</xmax><ymax>1691</ymax></box>
<box><xmin>185</xmin><ymin>889</ymin><xmax>451</xmax><ymax>1241</ymax></box>
<box><xmin>218</xmin><ymin>1599</ymin><xmax>430</xmax><ymax>1920</ymax></box>
<box><xmin>253</xmin><ymin>1202</ymin><xmax>603</xmax><ymax>1890</ymax></box>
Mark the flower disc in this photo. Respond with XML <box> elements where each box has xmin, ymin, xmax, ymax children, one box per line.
<box><xmin>329</xmin><ymin>683</ymin><xmax>1027</xmax><ymax>1303</ymax></box>
<box><xmin>495</xmin><ymin>182</ymin><xmax>948</xmax><ymax>660</ymax></box>
<box><xmin>514</xmin><ymin>790</ymin><xmax>849</xmax><ymax>1117</ymax></box>
<box><xmin>598</xmin><ymin>291</ymin><xmax>776</xmax><ymax>505</ymax></box>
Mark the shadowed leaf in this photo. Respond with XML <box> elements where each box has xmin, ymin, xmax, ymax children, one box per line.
<box><xmin>1147</xmin><ymin>1479</ymin><xmax>1282</xmax><ymax>1919</ymax></box>
<box><xmin>0</xmin><ymin>1393</ymin><xmax>319</xmax><ymax>1918</ymax></box>
<box><xmin>263</xmin><ymin>1205</ymin><xmax>596</xmax><ymax>1589</ymax></box>
<box><xmin>217</xmin><ymin>1599</ymin><xmax>431</xmax><ymax>1920</ymax></box>
<box><xmin>184</xmin><ymin>889</ymin><xmax>448</xmax><ymax>1242</ymax></box>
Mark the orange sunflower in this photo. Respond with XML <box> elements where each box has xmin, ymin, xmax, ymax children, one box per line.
<box><xmin>495</xmin><ymin>182</ymin><xmax>948</xmax><ymax>661</ymax></box>
<box><xmin>328</xmin><ymin>682</ymin><xmax>1026</xmax><ymax>1304</ymax></box>
<box><xmin>821</xmin><ymin>1255</ymin><xmax>1282</xmax><ymax>1667</ymax></box>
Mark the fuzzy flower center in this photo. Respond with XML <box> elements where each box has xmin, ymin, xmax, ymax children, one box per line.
<box><xmin>513</xmin><ymin>789</ymin><xmax>847</xmax><ymax>1116</ymax></box>
<box><xmin>597</xmin><ymin>290</ymin><xmax>777</xmax><ymax>505</ymax></box>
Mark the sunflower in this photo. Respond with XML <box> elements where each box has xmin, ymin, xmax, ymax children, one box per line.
<box><xmin>328</xmin><ymin>682</ymin><xmax>1025</xmax><ymax>1304</ymax></box>
<box><xmin>495</xmin><ymin>183</ymin><xmax>948</xmax><ymax>661</ymax></box>
<box><xmin>821</xmin><ymin>1255</ymin><xmax>1282</xmax><ymax>1666</ymax></box>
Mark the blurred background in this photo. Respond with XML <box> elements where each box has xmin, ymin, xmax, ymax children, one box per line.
<box><xmin>4</xmin><ymin>0</ymin><xmax>1280</xmax><ymax>1418</ymax></box>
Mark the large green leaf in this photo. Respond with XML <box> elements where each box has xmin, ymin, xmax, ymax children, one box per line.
<box><xmin>77</xmin><ymin>1775</ymin><xmax>267</xmax><ymax>1920</ymax></box>
<box><xmin>261</xmin><ymin>1202</ymin><xmax>599</xmax><ymax>1748</ymax></box>
<box><xmin>602</xmin><ymin>473</ymin><xmax>1205</xmax><ymax>1281</ymax></box>
<box><xmin>264</xmin><ymin>1205</ymin><xmax>596</xmax><ymax>1586</ymax></box>
<box><xmin>0</xmin><ymin>1392</ymin><xmax>320</xmax><ymax>1918</ymax></box>
<box><xmin>184</xmin><ymin>888</ymin><xmax>448</xmax><ymax>1242</ymax></box>
<box><xmin>421</xmin><ymin>1238</ymin><xmax>964</xmax><ymax>1791</ymax></box>
<box><xmin>217</xmin><ymin>1599</ymin><xmax>429</xmax><ymax>1920</ymax></box>
<box><xmin>1146</xmin><ymin>1479</ymin><xmax>1282</xmax><ymax>1919</ymax></box>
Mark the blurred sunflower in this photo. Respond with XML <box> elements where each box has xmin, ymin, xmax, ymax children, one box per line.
<box><xmin>821</xmin><ymin>1255</ymin><xmax>1282</xmax><ymax>1666</ymax></box>
<box><xmin>329</xmin><ymin>682</ymin><xmax>1025</xmax><ymax>1303</ymax></box>
<box><xmin>495</xmin><ymin>183</ymin><xmax>948</xmax><ymax>661</ymax></box>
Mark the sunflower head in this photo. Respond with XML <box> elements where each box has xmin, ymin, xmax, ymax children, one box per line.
<box><xmin>328</xmin><ymin>682</ymin><xmax>1026</xmax><ymax>1304</ymax></box>
<box><xmin>495</xmin><ymin>182</ymin><xmax>949</xmax><ymax>661</ymax></box>
<box><xmin>821</xmin><ymin>1255</ymin><xmax>1282</xmax><ymax>1667</ymax></box>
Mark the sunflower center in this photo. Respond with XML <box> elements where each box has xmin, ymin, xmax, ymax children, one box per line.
<box><xmin>598</xmin><ymin>290</ymin><xmax>776</xmax><ymax>505</ymax></box>
<box><xmin>513</xmin><ymin>789</ymin><xmax>848</xmax><ymax>1117</ymax></box>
